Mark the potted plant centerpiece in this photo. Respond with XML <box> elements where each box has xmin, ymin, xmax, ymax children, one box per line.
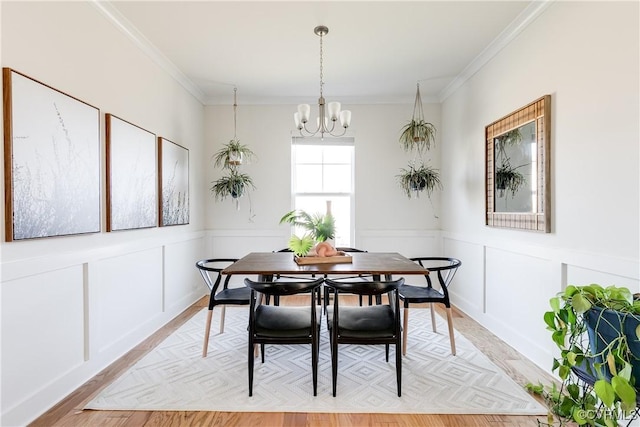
<box><xmin>280</xmin><ymin>207</ymin><xmax>350</xmax><ymax>264</ymax></box>
<box><xmin>526</xmin><ymin>284</ymin><xmax>640</xmax><ymax>426</ymax></box>
<box><xmin>279</xmin><ymin>209</ymin><xmax>336</xmax><ymax>257</ymax></box>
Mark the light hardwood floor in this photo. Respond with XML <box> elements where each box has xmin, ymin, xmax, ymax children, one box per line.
<box><xmin>29</xmin><ymin>295</ymin><xmax>555</xmax><ymax>427</ymax></box>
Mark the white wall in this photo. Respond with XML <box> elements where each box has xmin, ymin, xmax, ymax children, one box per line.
<box><xmin>0</xmin><ymin>3</ymin><xmax>207</xmax><ymax>425</ymax></box>
<box><xmin>3</xmin><ymin>1</ymin><xmax>639</xmax><ymax>425</ymax></box>
<box><xmin>204</xmin><ymin>103</ymin><xmax>443</xmax><ymax>257</ymax></box>
<box><xmin>441</xmin><ymin>1</ymin><xmax>639</xmax><ymax>373</ymax></box>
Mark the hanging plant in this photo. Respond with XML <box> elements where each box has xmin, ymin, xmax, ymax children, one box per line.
<box><xmin>210</xmin><ymin>87</ymin><xmax>257</xmax><ymax>213</ymax></box>
<box><xmin>399</xmin><ymin>83</ymin><xmax>436</xmax><ymax>152</ymax></box>
<box><xmin>397</xmin><ymin>162</ymin><xmax>442</xmax><ymax>199</ymax></box>
<box><xmin>210</xmin><ymin>169</ymin><xmax>255</xmax><ymax>201</ymax></box>
<box><xmin>212</xmin><ymin>139</ymin><xmax>255</xmax><ymax>169</ymax></box>
<box><xmin>495</xmin><ymin>159</ymin><xmax>526</xmax><ymax>198</ymax></box>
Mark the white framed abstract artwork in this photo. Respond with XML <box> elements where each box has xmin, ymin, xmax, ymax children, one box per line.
<box><xmin>3</xmin><ymin>68</ymin><xmax>101</xmax><ymax>241</ymax></box>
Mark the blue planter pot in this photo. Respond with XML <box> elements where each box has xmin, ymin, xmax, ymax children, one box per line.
<box><xmin>584</xmin><ymin>305</ymin><xmax>640</xmax><ymax>382</ymax></box>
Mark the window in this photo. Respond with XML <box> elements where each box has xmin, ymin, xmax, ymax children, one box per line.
<box><xmin>291</xmin><ymin>137</ymin><xmax>354</xmax><ymax>247</ymax></box>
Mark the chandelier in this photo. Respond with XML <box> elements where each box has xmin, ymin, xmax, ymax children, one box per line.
<box><xmin>294</xmin><ymin>25</ymin><xmax>351</xmax><ymax>138</ymax></box>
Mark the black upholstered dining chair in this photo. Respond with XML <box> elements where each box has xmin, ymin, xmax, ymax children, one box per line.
<box><xmin>245</xmin><ymin>277</ymin><xmax>324</xmax><ymax>396</ymax></box>
<box><xmin>398</xmin><ymin>257</ymin><xmax>462</xmax><ymax>356</ymax></box>
<box><xmin>196</xmin><ymin>258</ymin><xmax>251</xmax><ymax>357</ymax></box>
<box><xmin>324</xmin><ymin>277</ymin><xmax>405</xmax><ymax>397</ymax></box>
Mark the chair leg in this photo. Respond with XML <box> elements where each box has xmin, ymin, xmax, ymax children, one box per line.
<box><xmin>202</xmin><ymin>308</ymin><xmax>214</xmax><ymax>357</ymax></box>
<box><xmin>446</xmin><ymin>307</ymin><xmax>456</xmax><ymax>356</ymax></box>
<box><xmin>312</xmin><ymin>338</ymin><xmax>318</xmax><ymax>396</ymax></box>
<box><xmin>219</xmin><ymin>305</ymin><xmax>226</xmax><ymax>334</ymax></box>
<box><xmin>402</xmin><ymin>307</ymin><xmax>409</xmax><ymax>356</ymax></box>
<box><xmin>248</xmin><ymin>338</ymin><xmax>254</xmax><ymax>396</ymax></box>
<box><xmin>385</xmin><ymin>344</ymin><xmax>389</xmax><ymax>362</ymax></box>
<box><xmin>261</xmin><ymin>344</ymin><xmax>265</xmax><ymax>363</ymax></box>
<box><xmin>331</xmin><ymin>334</ymin><xmax>338</xmax><ymax>397</ymax></box>
<box><xmin>430</xmin><ymin>302</ymin><xmax>437</xmax><ymax>333</ymax></box>
<box><xmin>396</xmin><ymin>338</ymin><xmax>402</xmax><ymax>397</ymax></box>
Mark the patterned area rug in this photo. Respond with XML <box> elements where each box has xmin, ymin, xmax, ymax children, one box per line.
<box><xmin>85</xmin><ymin>307</ymin><xmax>545</xmax><ymax>414</ymax></box>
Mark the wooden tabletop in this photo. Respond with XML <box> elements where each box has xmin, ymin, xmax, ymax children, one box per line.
<box><xmin>222</xmin><ymin>252</ymin><xmax>428</xmax><ymax>277</ymax></box>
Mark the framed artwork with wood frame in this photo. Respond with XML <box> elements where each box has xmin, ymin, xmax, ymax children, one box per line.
<box><xmin>3</xmin><ymin>68</ymin><xmax>101</xmax><ymax>241</ymax></box>
<box><xmin>158</xmin><ymin>137</ymin><xmax>189</xmax><ymax>226</ymax></box>
<box><xmin>106</xmin><ymin>114</ymin><xmax>158</xmax><ymax>231</ymax></box>
<box><xmin>485</xmin><ymin>95</ymin><xmax>551</xmax><ymax>232</ymax></box>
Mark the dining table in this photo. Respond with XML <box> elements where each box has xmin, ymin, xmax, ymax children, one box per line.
<box><xmin>221</xmin><ymin>251</ymin><xmax>428</xmax><ymax>280</ymax></box>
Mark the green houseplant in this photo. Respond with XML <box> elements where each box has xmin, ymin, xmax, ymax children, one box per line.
<box><xmin>212</xmin><ymin>139</ymin><xmax>256</xmax><ymax>169</ymax></box>
<box><xmin>397</xmin><ymin>163</ymin><xmax>442</xmax><ymax>199</ymax></box>
<box><xmin>210</xmin><ymin>88</ymin><xmax>256</xmax><ymax>216</ymax></box>
<box><xmin>399</xmin><ymin>83</ymin><xmax>436</xmax><ymax>153</ymax></box>
<box><xmin>526</xmin><ymin>284</ymin><xmax>640</xmax><ymax>426</ymax></box>
<box><xmin>279</xmin><ymin>209</ymin><xmax>336</xmax><ymax>256</ymax></box>
<box><xmin>399</xmin><ymin>119</ymin><xmax>436</xmax><ymax>152</ymax></box>
<box><xmin>210</xmin><ymin>170</ymin><xmax>255</xmax><ymax>201</ymax></box>
<box><xmin>495</xmin><ymin>160</ymin><xmax>526</xmax><ymax>198</ymax></box>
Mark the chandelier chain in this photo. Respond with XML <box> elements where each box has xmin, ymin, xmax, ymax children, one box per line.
<box><xmin>319</xmin><ymin>31</ymin><xmax>324</xmax><ymax>99</ymax></box>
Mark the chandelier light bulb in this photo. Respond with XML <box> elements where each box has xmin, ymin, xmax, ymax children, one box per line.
<box><xmin>297</xmin><ymin>104</ymin><xmax>311</xmax><ymax>123</ymax></box>
<box><xmin>327</xmin><ymin>102</ymin><xmax>341</xmax><ymax>121</ymax></box>
<box><xmin>339</xmin><ymin>110</ymin><xmax>352</xmax><ymax>128</ymax></box>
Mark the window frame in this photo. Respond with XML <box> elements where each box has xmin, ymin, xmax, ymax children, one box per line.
<box><xmin>290</xmin><ymin>136</ymin><xmax>355</xmax><ymax>247</ymax></box>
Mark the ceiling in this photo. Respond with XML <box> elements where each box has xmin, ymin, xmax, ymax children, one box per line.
<box><xmin>100</xmin><ymin>1</ymin><xmax>547</xmax><ymax>106</ymax></box>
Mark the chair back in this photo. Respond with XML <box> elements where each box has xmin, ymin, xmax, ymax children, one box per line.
<box><xmin>324</xmin><ymin>277</ymin><xmax>404</xmax><ymax>326</ymax></box>
<box><xmin>196</xmin><ymin>258</ymin><xmax>238</xmax><ymax>293</ymax></box>
<box><xmin>335</xmin><ymin>247</ymin><xmax>367</xmax><ymax>253</ymax></box>
<box><xmin>324</xmin><ymin>277</ymin><xmax>403</xmax><ymax>296</ymax></box>
<box><xmin>411</xmin><ymin>257</ymin><xmax>461</xmax><ymax>292</ymax></box>
<box><xmin>244</xmin><ymin>277</ymin><xmax>324</xmax><ymax>297</ymax></box>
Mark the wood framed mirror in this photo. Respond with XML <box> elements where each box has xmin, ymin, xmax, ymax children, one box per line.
<box><xmin>485</xmin><ymin>95</ymin><xmax>551</xmax><ymax>232</ymax></box>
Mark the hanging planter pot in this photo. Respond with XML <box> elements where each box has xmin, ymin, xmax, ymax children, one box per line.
<box><xmin>210</xmin><ymin>170</ymin><xmax>255</xmax><ymax>202</ymax></box>
<box><xmin>495</xmin><ymin>161</ymin><xmax>525</xmax><ymax>198</ymax></box>
<box><xmin>399</xmin><ymin>83</ymin><xmax>436</xmax><ymax>153</ymax></box>
<box><xmin>210</xmin><ymin>88</ymin><xmax>257</xmax><ymax>216</ymax></box>
<box><xmin>397</xmin><ymin>162</ymin><xmax>442</xmax><ymax>199</ymax></box>
<box><xmin>212</xmin><ymin>139</ymin><xmax>254</xmax><ymax>169</ymax></box>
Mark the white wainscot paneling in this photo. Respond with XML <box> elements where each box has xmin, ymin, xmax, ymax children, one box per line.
<box><xmin>164</xmin><ymin>238</ymin><xmax>207</xmax><ymax>313</ymax></box>
<box><xmin>1</xmin><ymin>265</ymin><xmax>84</xmax><ymax>416</ymax></box>
<box><xmin>357</xmin><ymin>230</ymin><xmax>441</xmax><ymax>257</ymax></box>
<box><xmin>442</xmin><ymin>237</ymin><xmax>485</xmax><ymax>317</ymax></box>
<box><xmin>91</xmin><ymin>247</ymin><xmax>163</xmax><ymax>354</ymax></box>
<box><xmin>208</xmin><ymin>230</ymin><xmax>289</xmax><ymax>258</ymax></box>
<box><xmin>567</xmin><ymin>265</ymin><xmax>639</xmax><ymax>292</ymax></box>
<box><xmin>485</xmin><ymin>247</ymin><xmax>558</xmax><ymax>370</ymax></box>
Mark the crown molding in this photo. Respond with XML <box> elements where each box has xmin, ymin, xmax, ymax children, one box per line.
<box><xmin>90</xmin><ymin>0</ymin><xmax>207</xmax><ymax>105</ymax></box>
<box><xmin>438</xmin><ymin>0</ymin><xmax>554</xmax><ymax>102</ymax></box>
<box><xmin>204</xmin><ymin>93</ymin><xmax>440</xmax><ymax>106</ymax></box>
